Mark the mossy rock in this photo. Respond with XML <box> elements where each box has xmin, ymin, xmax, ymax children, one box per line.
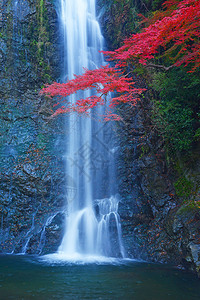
<box><xmin>176</xmin><ymin>201</ymin><xmax>200</xmax><ymax>217</ymax></box>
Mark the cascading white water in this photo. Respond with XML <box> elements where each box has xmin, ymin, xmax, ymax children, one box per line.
<box><xmin>56</xmin><ymin>0</ymin><xmax>125</xmax><ymax>260</ymax></box>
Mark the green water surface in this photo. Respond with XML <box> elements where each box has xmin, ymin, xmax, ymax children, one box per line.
<box><xmin>0</xmin><ymin>255</ymin><xmax>200</xmax><ymax>299</ymax></box>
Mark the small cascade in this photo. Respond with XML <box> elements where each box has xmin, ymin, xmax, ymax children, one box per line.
<box><xmin>96</xmin><ymin>196</ymin><xmax>125</xmax><ymax>257</ymax></box>
<box><xmin>21</xmin><ymin>212</ymin><xmax>36</xmax><ymax>254</ymax></box>
<box><xmin>0</xmin><ymin>215</ymin><xmax>4</xmax><ymax>244</ymax></box>
<box><xmin>37</xmin><ymin>213</ymin><xmax>58</xmax><ymax>254</ymax></box>
<box><xmin>13</xmin><ymin>0</ymin><xmax>20</xmax><ymax>57</ymax></box>
<box><xmin>22</xmin><ymin>237</ymin><xmax>31</xmax><ymax>255</ymax></box>
<box><xmin>58</xmin><ymin>195</ymin><xmax>124</xmax><ymax>258</ymax></box>
<box><xmin>13</xmin><ymin>0</ymin><xmax>24</xmax><ymax>44</ymax></box>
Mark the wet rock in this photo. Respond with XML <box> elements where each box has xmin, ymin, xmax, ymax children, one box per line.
<box><xmin>0</xmin><ymin>0</ymin><xmax>65</xmax><ymax>254</ymax></box>
<box><xmin>116</xmin><ymin>98</ymin><xmax>200</xmax><ymax>276</ymax></box>
<box><xmin>189</xmin><ymin>243</ymin><xmax>200</xmax><ymax>272</ymax></box>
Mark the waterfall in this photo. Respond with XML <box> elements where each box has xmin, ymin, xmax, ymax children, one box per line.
<box><xmin>54</xmin><ymin>0</ymin><xmax>125</xmax><ymax>260</ymax></box>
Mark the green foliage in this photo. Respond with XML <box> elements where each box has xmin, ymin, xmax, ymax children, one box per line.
<box><xmin>177</xmin><ymin>201</ymin><xmax>200</xmax><ymax>215</ymax></box>
<box><xmin>174</xmin><ymin>176</ymin><xmax>194</xmax><ymax>198</ymax></box>
<box><xmin>194</xmin><ymin>128</ymin><xmax>200</xmax><ymax>141</ymax></box>
<box><xmin>139</xmin><ymin>144</ymin><xmax>150</xmax><ymax>159</ymax></box>
<box><xmin>28</xmin><ymin>0</ymin><xmax>52</xmax><ymax>82</ymax></box>
<box><xmin>151</xmin><ymin>0</ymin><xmax>166</xmax><ymax>10</ymax></box>
<box><xmin>138</xmin><ymin>0</ymin><xmax>166</xmax><ymax>12</ymax></box>
<box><xmin>151</xmin><ymin>68</ymin><xmax>200</xmax><ymax>153</ymax></box>
<box><xmin>98</xmin><ymin>0</ymin><xmax>140</xmax><ymax>49</ymax></box>
<box><xmin>153</xmin><ymin>103</ymin><xmax>194</xmax><ymax>151</ymax></box>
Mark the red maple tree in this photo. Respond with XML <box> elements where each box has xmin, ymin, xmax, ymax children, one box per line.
<box><xmin>41</xmin><ymin>0</ymin><xmax>200</xmax><ymax>119</ymax></box>
<box><xmin>41</xmin><ymin>66</ymin><xmax>145</xmax><ymax>120</ymax></box>
<box><xmin>105</xmin><ymin>0</ymin><xmax>200</xmax><ymax>71</ymax></box>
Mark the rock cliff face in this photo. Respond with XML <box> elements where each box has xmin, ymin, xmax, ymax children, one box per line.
<box><xmin>0</xmin><ymin>0</ymin><xmax>67</xmax><ymax>254</ymax></box>
<box><xmin>117</xmin><ymin>100</ymin><xmax>200</xmax><ymax>276</ymax></box>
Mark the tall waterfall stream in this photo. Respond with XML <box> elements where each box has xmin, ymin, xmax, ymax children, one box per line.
<box><xmin>47</xmin><ymin>0</ymin><xmax>125</xmax><ymax>261</ymax></box>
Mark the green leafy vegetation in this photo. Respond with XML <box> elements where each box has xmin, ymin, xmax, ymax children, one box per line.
<box><xmin>98</xmin><ymin>0</ymin><xmax>140</xmax><ymax>49</ymax></box>
<box><xmin>28</xmin><ymin>0</ymin><xmax>52</xmax><ymax>83</ymax></box>
<box><xmin>151</xmin><ymin>68</ymin><xmax>200</xmax><ymax>153</ymax></box>
<box><xmin>177</xmin><ymin>200</ymin><xmax>200</xmax><ymax>215</ymax></box>
<box><xmin>174</xmin><ymin>176</ymin><xmax>194</xmax><ymax>198</ymax></box>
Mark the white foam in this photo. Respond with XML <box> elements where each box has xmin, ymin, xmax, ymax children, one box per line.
<box><xmin>41</xmin><ymin>252</ymin><xmax>137</xmax><ymax>265</ymax></box>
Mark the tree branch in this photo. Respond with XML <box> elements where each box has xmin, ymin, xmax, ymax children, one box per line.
<box><xmin>146</xmin><ymin>63</ymin><xmax>174</xmax><ymax>71</ymax></box>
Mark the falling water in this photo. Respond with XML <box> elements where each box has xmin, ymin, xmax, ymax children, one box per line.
<box><xmin>21</xmin><ymin>212</ymin><xmax>36</xmax><ymax>254</ymax></box>
<box><xmin>55</xmin><ymin>0</ymin><xmax>125</xmax><ymax>260</ymax></box>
